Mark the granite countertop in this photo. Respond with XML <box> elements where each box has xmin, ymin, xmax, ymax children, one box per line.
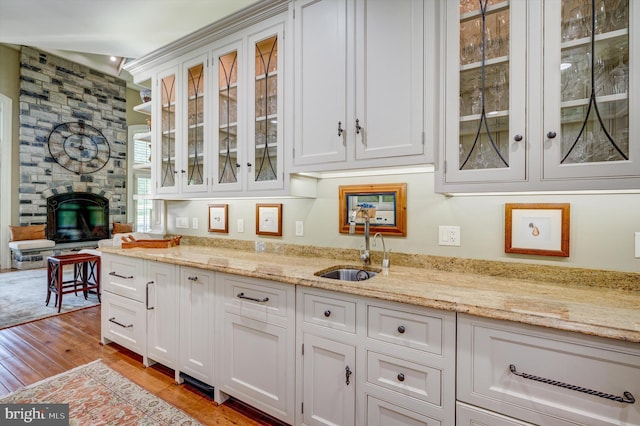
<box><xmin>99</xmin><ymin>244</ymin><xmax>640</xmax><ymax>344</ymax></box>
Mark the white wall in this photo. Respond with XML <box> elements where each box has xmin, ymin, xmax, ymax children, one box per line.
<box><xmin>166</xmin><ymin>170</ymin><xmax>640</xmax><ymax>273</ymax></box>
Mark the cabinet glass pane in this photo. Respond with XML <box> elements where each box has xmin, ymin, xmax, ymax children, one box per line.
<box><xmin>459</xmin><ymin>1</ymin><xmax>510</xmax><ymax>170</ymax></box>
<box><xmin>559</xmin><ymin>0</ymin><xmax>629</xmax><ymax>164</ymax></box>
<box><xmin>218</xmin><ymin>51</ymin><xmax>239</xmax><ymax>184</ymax></box>
<box><xmin>254</xmin><ymin>35</ymin><xmax>278</xmax><ymax>182</ymax></box>
<box><xmin>187</xmin><ymin>63</ymin><xmax>204</xmax><ymax>186</ymax></box>
<box><xmin>160</xmin><ymin>74</ymin><xmax>176</xmax><ymax>188</ymax></box>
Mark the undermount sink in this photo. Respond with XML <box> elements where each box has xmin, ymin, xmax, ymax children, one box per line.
<box><xmin>315</xmin><ymin>266</ymin><xmax>379</xmax><ymax>282</ymax></box>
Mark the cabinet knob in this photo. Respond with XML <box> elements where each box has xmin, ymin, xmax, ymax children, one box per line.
<box><xmin>397</xmin><ymin>325</ymin><xmax>406</xmax><ymax>334</ymax></box>
<box><xmin>514</xmin><ymin>134</ymin><xmax>523</xmax><ymax>142</ymax></box>
<box><xmin>247</xmin><ymin>162</ymin><xmax>252</xmax><ymax>167</ymax></box>
<box><xmin>324</xmin><ymin>310</ymin><xmax>331</xmax><ymax>317</ymax></box>
<box><xmin>397</xmin><ymin>373</ymin><xmax>405</xmax><ymax>382</ymax></box>
<box><xmin>236</xmin><ymin>163</ymin><xmax>241</xmax><ymax>168</ymax></box>
<box><xmin>547</xmin><ymin>131</ymin><xmax>557</xmax><ymax>139</ymax></box>
<box><xmin>181</xmin><ymin>169</ymin><xmax>186</xmax><ymax>174</ymax></box>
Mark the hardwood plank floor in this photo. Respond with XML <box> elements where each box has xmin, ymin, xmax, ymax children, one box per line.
<box><xmin>0</xmin><ymin>306</ymin><xmax>288</xmax><ymax>425</ymax></box>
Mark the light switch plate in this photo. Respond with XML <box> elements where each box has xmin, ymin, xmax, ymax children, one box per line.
<box><xmin>176</xmin><ymin>216</ymin><xmax>189</xmax><ymax>228</ymax></box>
<box><xmin>295</xmin><ymin>221</ymin><xmax>304</xmax><ymax>237</ymax></box>
<box><xmin>192</xmin><ymin>217</ymin><xmax>198</xmax><ymax>229</ymax></box>
<box><xmin>237</xmin><ymin>219</ymin><xmax>244</xmax><ymax>233</ymax></box>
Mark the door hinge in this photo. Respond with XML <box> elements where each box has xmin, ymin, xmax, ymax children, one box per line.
<box><xmin>301</xmin><ymin>402</ymin><xmax>303</xmax><ymax>414</ymax></box>
<box><xmin>301</xmin><ymin>344</ymin><xmax>304</xmax><ymax>355</ymax></box>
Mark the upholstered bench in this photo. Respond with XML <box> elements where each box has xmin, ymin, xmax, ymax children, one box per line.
<box><xmin>7</xmin><ymin>224</ymin><xmax>56</xmax><ymax>270</ymax></box>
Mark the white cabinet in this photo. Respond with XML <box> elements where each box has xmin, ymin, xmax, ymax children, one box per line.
<box><xmin>437</xmin><ymin>0</ymin><xmax>640</xmax><ymax>193</ymax></box>
<box><xmin>179</xmin><ymin>266</ymin><xmax>215</xmax><ymax>386</ymax></box>
<box><xmin>456</xmin><ymin>402</ymin><xmax>533</xmax><ymax>426</ymax></box>
<box><xmin>457</xmin><ymin>314</ymin><xmax>640</xmax><ymax>425</ymax></box>
<box><xmin>217</xmin><ymin>273</ymin><xmax>296</xmax><ymax>424</ymax></box>
<box><xmin>296</xmin><ymin>287</ymin><xmax>456</xmax><ymax>426</ymax></box>
<box><xmin>146</xmin><ymin>260</ymin><xmax>179</xmax><ymax>371</ymax></box>
<box><xmin>211</xmin><ymin>16</ymin><xmax>287</xmax><ymax>195</ymax></box>
<box><xmin>292</xmin><ymin>0</ymin><xmax>434</xmax><ymax>172</ymax></box>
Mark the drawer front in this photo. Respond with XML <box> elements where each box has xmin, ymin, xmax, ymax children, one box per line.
<box><xmin>367</xmin><ymin>305</ymin><xmax>443</xmax><ymax>355</ymax></box>
<box><xmin>367</xmin><ymin>350</ymin><xmax>442</xmax><ymax>406</ymax></box>
<box><xmin>458</xmin><ymin>314</ymin><xmax>640</xmax><ymax>426</ymax></box>
<box><xmin>221</xmin><ymin>274</ymin><xmax>293</xmax><ymax>327</ymax></box>
<box><xmin>366</xmin><ymin>395</ymin><xmax>441</xmax><ymax>426</ymax></box>
<box><xmin>303</xmin><ymin>291</ymin><xmax>356</xmax><ymax>334</ymax></box>
<box><xmin>101</xmin><ymin>292</ymin><xmax>146</xmax><ymax>356</ymax></box>
<box><xmin>102</xmin><ymin>254</ymin><xmax>147</xmax><ymax>302</ymax></box>
<box><xmin>456</xmin><ymin>402</ymin><xmax>533</xmax><ymax>426</ymax></box>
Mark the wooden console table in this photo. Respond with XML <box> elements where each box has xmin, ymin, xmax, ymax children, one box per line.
<box><xmin>46</xmin><ymin>253</ymin><xmax>101</xmax><ymax>312</ymax></box>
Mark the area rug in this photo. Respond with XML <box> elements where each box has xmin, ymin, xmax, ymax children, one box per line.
<box><xmin>0</xmin><ymin>268</ymin><xmax>100</xmax><ymax>329</ymax></box>
<box><xmin>0</xmin><ymin>359</ymin><xmax>202</xmax><ymax>425</ymax></box>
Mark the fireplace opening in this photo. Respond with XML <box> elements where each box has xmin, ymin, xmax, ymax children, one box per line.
<box><xmin>47</xmin><ymin>192</ymin><xmax>109</xmax><ymax>243</ymax></box>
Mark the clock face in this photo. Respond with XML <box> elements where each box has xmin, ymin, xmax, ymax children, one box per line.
<box><xmin>47</xmin><ymin>122</ymin><xmax>111</xmax><ymax>175</ymax></box>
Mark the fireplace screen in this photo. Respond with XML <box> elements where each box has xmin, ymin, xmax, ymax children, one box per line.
<box><xmin>47</xmin><ymin>193</ymin><xmax>109</xmax><ymax>243</ymax></box>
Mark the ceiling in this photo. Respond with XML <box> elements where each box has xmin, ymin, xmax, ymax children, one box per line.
<box><xmin>0</xmin><ymin>0</ymin><xmax>261</xmax><ymax>80</ymax></box>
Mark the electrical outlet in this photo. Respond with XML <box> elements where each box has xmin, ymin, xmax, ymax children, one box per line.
<box><xmin>295</xmin><ymin>221</ymin><xmax>304</xmax><ymax>237</ymax></box>
<box><xmin>439</xmin><ymin>225</ymin><xmax>461</xmax><ymax>246</ymax></box>
<box><xmin>237</xmin><ymin>219</ymin><xmax>244</xmax><ymax>233</ymax></box>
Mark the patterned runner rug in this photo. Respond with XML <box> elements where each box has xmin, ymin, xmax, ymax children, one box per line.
<box><xmin>0</xmin><ymin>360</ymin><xmax>201</xmax><ymax>425</ymax></box>
<box><xmin>0</xmin><ymin>269</ymin><xmax>100</xmax><ymax>329</ymax></box>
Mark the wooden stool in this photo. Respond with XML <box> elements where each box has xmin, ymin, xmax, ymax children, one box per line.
<box><xmin>46</xmin><ymin>253</ymin><xmax>101</xmax><ymax>313</ymax></box>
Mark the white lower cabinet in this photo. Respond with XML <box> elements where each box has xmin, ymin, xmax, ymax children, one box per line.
<box><xmin>457</xmin><ymin>314</ymin><xmax>640</xmax><ymax>425</ymax></box>
<box><xmin>146</xmin><ymin>261</ymin><xmax>178</xmax><ymax>371</ymax></box>
<box><xmin>217</xmin><ymin>273</ymin><xmax>296</xmax><ymax>425</ymax></box>
<box><xmin>456</xmin><ymin>402</ymin><xmax>533</xmax><ymax>426</ymax></box>
<box><xmin>179</xmin><ymin>267</ymin><xmax>215</xmax><ymax>386</ymax></box>
<box><xmin>296</xmin><ymin>287</ymin><xmax>456</xmax><ymax>426</ymax></box>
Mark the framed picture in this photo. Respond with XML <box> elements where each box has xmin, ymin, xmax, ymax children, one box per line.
<box><xmin>339</xmin><ymin>183</ymin><xmax>407</xmax><ymax>236</ymax></box>
<box><xmin>208</xmin><ymin>204</ymin><xmax>228</xmax><ymax>233</ymax></box>
<box><xmin>505</xmin><ymin>203</ymin><xmax>570</xmax><ymax>257</ymax></box>
<box><xmin>256</xmin><ymin>203</ymin><xmax>282</xmax><ymax>236</ymax></box>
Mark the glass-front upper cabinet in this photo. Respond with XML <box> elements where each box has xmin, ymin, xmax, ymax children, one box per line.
<box><xmin>543</xmin><ymin>0</ymin><xmax>638</xmax><ymax>180</ymax></box>
<box><xmin>247</xmin><ymin>26</ymin><xmax>284</xmax><ymax>191</ymax></box>
<box><xmin>442</xmin><ymin>0</ymin><xmax>527</xmax><ymax>184</ymax></box>
<box><xmin>214</xmin><ymin>43</ymin><xmax>242</xmax><ymax>191</ymax></box>
<box><xmin>156</xmin><ymin>67</ymin><xmax>178</xmax><ymax>194</ymax></box>
<box><xmin>182</xmin><ymin>54</ymin><xmax>208</xmax><ymax>193</ymax></box>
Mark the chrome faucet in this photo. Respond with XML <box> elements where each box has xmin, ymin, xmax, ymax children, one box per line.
<box><xmin>372</xmin><ymin>232</ymin><xmax>390</xmax><ymax>269</ymax></box>
<box><xmin>349</xmin><ymin>206</ymin><xmax>371</xmax><ymax>265</ymax></box>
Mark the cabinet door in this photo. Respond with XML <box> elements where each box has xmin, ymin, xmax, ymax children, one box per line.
<box><xmin>456</xmin><ymin>402</ymin><xmax>533</xmax><ymax>426</ymax></box>
<box><xmin>293</xmin><ymin>0</ymin><xmax>348</xmax><ymax>166</ymax></box>
<box><xmin>247</xmin><ymin>23</ymin><xmax>285</xmax><ymax>191</ymax></box>
<box><xmin>543</xmin><ymin>0</ymin><xmax>639</xmax><ymax>181</ymax></box>
<box><xmin>212</xmin><ymin>40</ymin><xmax>244</xmax><ymax>192</ymax></box>
<box><xmin>354</xmin><ymin>0</ymin><xmax>426</xmax><ymax>161</ymax></box>
<box><xmin>441</xmin><ymin>0</ymin><xmax>527</xmax><ymax>184</ymax></box>
<box><xmin>302</xmin><ymin>333</ymin><xmax>356</xmax><ymax>426</ymax></box>
<box><xmin>181</xmin><ymin>54</ymin><xmax>209</xmax><ymax>194</ymax></box>
<box><xmin>155</xmin><ymin>66</ymin><xmax>180</xmax><ymax>195</ymax></box>
<box><xmin>146</xmin><ymin>261</ymin><xmax>178</xmax><ymax>369</ymax></box>
<box><xmin>221</xmin><ymin>313</ymin><xmax>294</xmax><ymax>424</ymax></box>
<box><xmin>179</xmin><ymin>267</ymin><xmax>215</xmax><ymax>385</ymax></box>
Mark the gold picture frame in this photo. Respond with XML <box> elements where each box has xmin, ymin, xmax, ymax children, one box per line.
<box><xmin>505</xmin><ymin>203</ymin><xmax>570</xmax><ymax>257</ymax></box>
<box><xmin>256</xmin><ymin>203</ymin><xmax>283</xmax><ymax>236</ymax></box>
<box><xmin>208</xmin><ymin>204</ymin><xmax>228</xmax><ymax>233</ymax></box>
<box><xmin>339</xmin><ymin>183</ymin><xmax>407</xmax><ymax>236</ymax></box>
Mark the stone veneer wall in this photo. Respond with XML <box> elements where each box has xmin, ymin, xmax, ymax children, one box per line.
<box><xmin>18</xmin><ymin>46</ymin><xmax>128</xmax><ymax>228</ymax></box>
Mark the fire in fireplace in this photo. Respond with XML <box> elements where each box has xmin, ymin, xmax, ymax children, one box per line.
<box><xmin>47</xmin><ymin>192</ymin><xmax>110</xmax><ymax>243</ymax></box>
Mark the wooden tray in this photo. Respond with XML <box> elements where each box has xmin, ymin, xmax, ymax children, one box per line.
<box><xmin>121</xmin><ymin>235</ymin><xmax>182</xmax><ymax>249</ymax></box>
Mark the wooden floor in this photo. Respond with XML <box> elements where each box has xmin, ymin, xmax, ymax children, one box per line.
<box><xmin>0</xmin><ymin>305</ymin><xmax>288</xmax><ymax>425</ymax></box>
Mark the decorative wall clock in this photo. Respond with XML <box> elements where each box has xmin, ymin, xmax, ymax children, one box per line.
<box><xmin>47</xmin><ymin>122</ymin><xmax>111</xmax><ymax>175</ymax></box>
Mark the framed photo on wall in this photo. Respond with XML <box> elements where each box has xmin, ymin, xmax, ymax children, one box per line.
<box><xmin>256</xmin><ymin>203</ymin><xmax>282</xmax><ymax>236</ymax></box>
<box><xmin>505</xmin><ymin>203</ymin><xmax>570</xmax><ymax>257</ymax></box>
<box><xmin>208</xmin><ymin>204</ymin><xmax>228</xmax><ymax>233</ymax></box>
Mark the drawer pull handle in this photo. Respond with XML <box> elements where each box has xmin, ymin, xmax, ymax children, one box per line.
<box><xmin>109</xmin><ymin>271</ymin><xmax>133</xmax><ymax>279</ymax></box>
<box><xmin>146</xmin><ymin>281</ymin><xmax>154</xmax><ymax>310</ymax></box>
<box><xmin>324</xmin><ymin>310</ymin><xmax>331</xmax><ymax>317</ymax></box>
<box><xmin>509</xmin><ymin>364</ymin><xmax>635</xmax><ymax>404</ymax></box>
<box><xmin>345</xmin><ymin>366</ymin><xmax>352</xmax><ymax>385</ymax></box>
<box><xmin>397</xmin><ymin>373</ymin><xmax>405</xmax><ymax>382</ymax></box>
<box><xmin>188</xmin><ymin>276</ymin><xmax>198</xmax><ymax>281</ymax></box>
<box><xmin>397</xmin><ymin>325</ymin><xmax>406</xmax><ymax>334</ymax></box>
<box><xmin>108</xmin><ymin>317</ymin><xmax>133</xmax><ymax>328</ymax></box>
<box><xmin>237</xmin><ymin>292</ymin><xmax>269</xmax><ymax>303</ymax></box>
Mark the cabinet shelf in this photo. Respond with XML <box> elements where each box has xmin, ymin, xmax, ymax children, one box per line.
<box><xmin>460</xmin><ymin>1</ymin><xmax>509</xmax><ymax>22</ymax></box>
<box><xmin>460</xmin><ymin>110</ymin><xmax>509</xmax><ymax>122</ymax></box>
<box><xmin>561</xmin><ymin>28</ymin><xmax>628</xmax><ymax>50</ymax></box>
<box><xmin>133</xmin><ymin>101</ymin><xmax>152</xmax><ymax>115</ymax></box>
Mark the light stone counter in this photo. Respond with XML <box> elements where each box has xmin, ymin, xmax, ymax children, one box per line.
<box><xmin>99</xmin><ymin>244</ymin><xmax>640</xmax><ymax>344</ymax></box>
